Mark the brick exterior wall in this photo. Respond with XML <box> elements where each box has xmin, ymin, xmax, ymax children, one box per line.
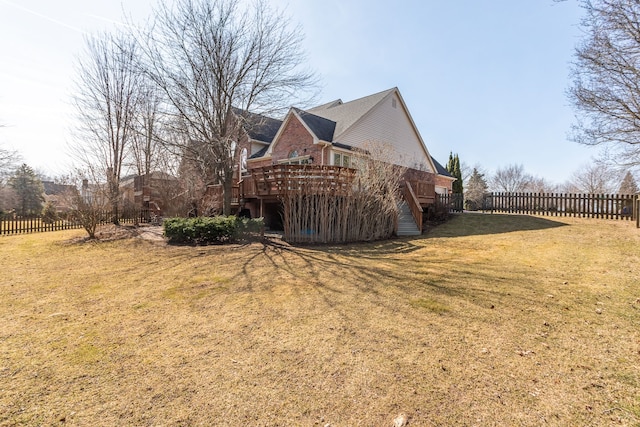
<box><xmin>434</xmin><ymin>175</ymin><xmax>455</xmax><ymax>192</ymax></box>
<box><xmin>261</xmin><ymin>114</ymin><xmax>325</xmax><ymax>165</ymax></box>
<box><xmin>402</xmin><ymin>165</ymin><xmax>454</xmax><ymax>193</ymax></box>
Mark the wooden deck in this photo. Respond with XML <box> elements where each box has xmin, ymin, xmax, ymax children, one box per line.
<box><xmin>406</xmin><ymin>180</ymin><xmax>436</xmax><ymax>206</ymax></box>
<box><xmin>207</xmin><ymin>164</ymin><xmax>436</xmax><ymax>211</ymax></box>
<box><xmin>245</xmin><ymin>165</ymin><xmax>357</xmax><ymax>198</ymax></box>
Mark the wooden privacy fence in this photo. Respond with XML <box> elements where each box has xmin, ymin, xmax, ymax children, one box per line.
<box><xmin>437</xmin><ymin>193</ymin><xmax>464</xmax><ymax>212</ymax></box>
<box><xmin>0</xmin><ymin>210</ymin><xmax>155</xmax><ymax>236</ymax></box>
<box><xmin>486</xmin><ymin>192</ymin><xmax>638</xmax><ymax>221</ymax></box>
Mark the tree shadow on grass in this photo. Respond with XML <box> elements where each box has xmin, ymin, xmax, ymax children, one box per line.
<box><xmin>218</xmin><ymin>213</ymin><xmax>573</xmax><ymax>318</ymax></box>
<box><xmin>424</xmin><ymin>213</ymin><xmax>568</xmax><ymax>238</ymax></box>
<box><xmin>253</xmin><ymin>213</ymin><xmax>568</xmax><ymax>258</ymax></box>
<box><xmin>230</xmin><ymin>212</ymin><xmax>575</xmax><ymax>310</ymax></box>
<box><xmin>248</xmin><ymin>235</ymin><xmax>550</xmax><ymax>318</ymax></box>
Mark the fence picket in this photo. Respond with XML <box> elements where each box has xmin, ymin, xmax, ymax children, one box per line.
<box><xmin>0</xmin><ymin>209</ymin><xmax>154</xmax><ymax>236</ymax></box>
<box><xmin>486</xmin><ymin>192</ymin><xmax>638</xmax><ymax>222</ymax></box>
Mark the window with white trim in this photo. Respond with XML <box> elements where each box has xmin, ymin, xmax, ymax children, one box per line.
<box><xmin>333</xmin><ymin>152</ymin><xmax>351</xmax><ymax>168</ymax></box>
<box><xmin>278</xmin><ymin>149</ymin><xmax>312</xmax><ymax>165</ymax></box>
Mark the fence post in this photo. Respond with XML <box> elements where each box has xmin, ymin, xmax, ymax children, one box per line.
<box><xmin>637</xmin><ymin>198</ymin><xmax>639</xmax><ymax>229</ymax></box>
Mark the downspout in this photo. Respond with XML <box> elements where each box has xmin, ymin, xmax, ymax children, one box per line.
<box><xmin>320</xmin><ymin>140</ymin><xmax>331</xmax><ymax>165</ymax></box>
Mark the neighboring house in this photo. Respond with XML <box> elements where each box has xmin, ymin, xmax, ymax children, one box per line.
<box><xmin>121</xmin><ymin>171</ymin><xmax>182</xmax><ymax>216</ymax></box>
<box><xmin>42</xmin><ymin>181</ymin><xmax>76</xmax><ymax>212</ymax></box>
<box><xmin>209</xmin><ymin>87</ymin><xmax>455</xmax><ymax>235</ymax></box>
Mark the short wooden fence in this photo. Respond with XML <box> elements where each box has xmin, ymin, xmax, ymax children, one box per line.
<box><xmin>485</xmin><ymin>192</ymin><xmax>638</xmax><ymax>222</ymax></box>
<box><xmin>0</xmin><ymin>210</ymin><xmax>154</xmax><ymax>236</ymax></box>
<box><xmin>437</xmin><ymin>193</ymin><xmax>464</xmax><ymax>212</ymax></box>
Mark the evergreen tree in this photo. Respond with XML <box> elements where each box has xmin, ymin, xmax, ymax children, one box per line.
<box><xmin>446</xmin><ymin>152</ymin><xmax>455</xmax><ymax>175</ymax></box>
<box><xmin>446</xmin><ymin>152</ymin><xmax>464</xmax><ymax>194</ymax></box>
<box><xmin>618</xmin><ymin>171</ymin><xmax>639</xmax><ymax>194</ymax></box>
<box><xmin>452</xmin><ymin>154</ymin><xmax>463</xmax><ymax>194</ymax></box>
<box><xmin>8</xmin><ymin>164</ymin><xmax>44</xmax><ymax>216</ymax></box>
<box><xmin>465</xmin><ymin>168</ymin><xmax>488</xmax><ymax>210</ymax></box>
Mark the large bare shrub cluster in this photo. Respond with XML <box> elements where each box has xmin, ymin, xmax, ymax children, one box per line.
<box><xmin>281</xmin><ymin>142</ymin><xmax>404</xmax><ymax>243</ymax></box>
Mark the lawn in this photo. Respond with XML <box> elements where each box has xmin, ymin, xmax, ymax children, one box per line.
<box><xmin>0</xmin><ymin>214</ymin><xmax>639</xmax><ymax>426</ymax></box>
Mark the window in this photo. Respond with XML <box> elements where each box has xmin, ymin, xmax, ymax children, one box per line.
<box><xmin>240</xmin><ymin>148</ymin><xmax>248</xmax><ymax>172</ymax></box>
<box><xmin>333</xmin><ymin>152</ymin><xmax>351</xmax><ymax>167</ymax></box>
<box><xmin>281</xmin><ymin>157</ymin><xmax>311</xmax><ymax>165</ymax></box>
<box><xmin>279</xmin><ymin>149</ymin><xmax>312</xmax><ymax>165</ymax></box>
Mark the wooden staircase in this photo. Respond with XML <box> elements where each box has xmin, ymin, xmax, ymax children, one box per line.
<box><xmin>397</xmin><ymin>201</ymin><xmax>421</xmax><ymax>236</ymax></box>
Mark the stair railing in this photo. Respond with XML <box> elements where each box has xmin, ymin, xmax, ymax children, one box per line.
<box><xmin>402</xmin><ymin>181</ymin><xmax>423</xmax><ymax>234</ymax></box>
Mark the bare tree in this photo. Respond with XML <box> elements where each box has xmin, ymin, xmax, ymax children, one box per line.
<box><xmin>568</xmin><ymin>161</ymin><xmax>618</xmax><ymax>193</ymax></box>
<box><xmin>525</xmin><ymin>176</ymin><xmax>558</xmax><ymax>193</ymax></box>
<box><xmin>129</xmin><ymin>81</ymin><xmax>164</xmax><ymax>178</ymax></box>
<box><xmin>59</xmin><ymin>171</ymin><xmax>110</xmax><ymax>239</ymax></box>
<box><xmin>0</xmin><ymin>186</ymin><xmax>17</xmax><ymax>213</ymax></box>
<box><xmin>0</xmin><ymin>141</ymin><xmax>19</xmax><ymax>213</ymax></box>
<box><xmin>490</xmin><ymin>164</ymin><xmax>533</xmax><ymax>193</ymax></box>
<box><xmin>126</xmin><ymin>79</ymin><xmax>185</xmax><ymax>214</ymax></box>
<box><xmin>138</xmin><ymin>0</ymin><xmax>317</xmax><ymax>215</ymax></box>
<box><xmin>568</xmin><ymin>0</ymin><xmax>640</xmax><ymax>166</ymax></box>
<box><xmin>0</xmin><ymin>143</ymin><xmax>20</xmax><ymax>184</ymax></box>
<box><xmin>72</xmin><ymin>31</ymin><xmax>142</xmax><ymax>224</ymax></box>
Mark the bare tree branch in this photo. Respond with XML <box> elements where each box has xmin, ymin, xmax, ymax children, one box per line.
<box><xmin>490</xmin><ymin>164</ymin><xmax>533</xmax><ymax>192</ymax></box>
<box><xmin>0</xmin><ymin>144</ymin><xmax>20</xmax><ymax>183</ymax></box>
<box><xmin>569</xmin><ymin>0</ymin><xmax>640</xmax><ymax>167</ymax></box>
<box><xmin>567</xmin><ymin>161</ymin><xmax>620</xmax><ymax>193</ymax></box>
<box><xmin>71</xmin><ymin>30</ymin><xmax>143</xmax><ymax>223</ymax></box>
<box><xmin>137</xmin><ymin>0</ymin><xmax>318</xmax><ymax>214</ymax></box>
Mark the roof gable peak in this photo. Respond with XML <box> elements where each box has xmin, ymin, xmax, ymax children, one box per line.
<box><xmin>306</xmin><ymin>87</ymin><xmax>397</xmax><ymax>138</ymax></box>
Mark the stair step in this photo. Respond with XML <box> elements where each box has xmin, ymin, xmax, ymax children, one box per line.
<box><xmin>396</xmin><ymin>200</ymin><xmax>421</xmax><ymax>236</ymax></box>
<box><xmin>397</xmin><ymin>201</ymin><xmax>421</xmax><ymax>236</ymax></box>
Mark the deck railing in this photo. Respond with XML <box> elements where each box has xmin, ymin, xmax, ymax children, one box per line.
<box><xmin>247</xmin><ymin>165</ymin><xmax>357</xmax><ymax>197</ymax></box>
<box><xmin>405</xmin><ymin>180</ymin><xmax>436</xmax><ymax>205</ymax></box>
<box><xmin>208</xmin><ymin>165</ymin><xmax>438</xmax><ymax>213</ymax></box>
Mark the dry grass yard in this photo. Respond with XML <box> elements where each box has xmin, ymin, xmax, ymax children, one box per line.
<box><xmin>0</xmin><ymin>214</ymin><xmax>639</xmax><ymax>426</ymax></box>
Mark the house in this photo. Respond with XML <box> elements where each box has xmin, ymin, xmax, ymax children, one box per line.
<box><xmin>42</xmin><ymin>180</ymin><xmax>76</xmax><ymax>212</ymax></box>
<box><xmin>209</xmin><ymin>87</ymin><xmax>455</xmax><ymax>240</ymax></box>
<box><xmin>120</xmin><ymin>171</ymin><xmax>183</xmax><ymax>217</ymax></box>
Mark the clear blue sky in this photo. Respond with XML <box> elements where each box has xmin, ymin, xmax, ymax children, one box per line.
<box><xmin>0</xmin><ymin>0</ymin><xmax>595</xmax><ymax>184</ymax></box>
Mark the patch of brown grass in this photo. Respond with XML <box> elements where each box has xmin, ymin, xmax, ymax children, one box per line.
<box><xmin>0</xmin><ymin>214</ymin><xmax>639</xmax><ymax>426</ymax></box>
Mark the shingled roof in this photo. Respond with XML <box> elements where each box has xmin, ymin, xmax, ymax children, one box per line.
<box><xmin>293</xmin><ymin>108</ymin><xmax>336</xmax><ymax>142</ymax></box>
<box><xmin>234</xmin><ymin>108</ymin><xmax>283</xmax><ymax>143</ymax></box>
<box><xmin>307</xmin><ymin>87</ymin><xmax>395</xmax><ymax>139</ymax></box>
<box><xmin>430</xmin><ymin>156</ymin><xmax>453</xmax><ymax>177</ymax></box>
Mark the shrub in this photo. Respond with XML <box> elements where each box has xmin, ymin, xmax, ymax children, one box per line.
<box><xmin>163</xmin><ymin>216</ymin><xmax>264</xmax><ymax>244</ymax></box>
<box><xmin>42</xmin><ymin>201</ymin><xmax>58</xmax><ymax>224</ymax></box>
<box><xmin>424</xmin><ymin>202</ymin><xmax>450</xmax><ymax>222</ymax></box>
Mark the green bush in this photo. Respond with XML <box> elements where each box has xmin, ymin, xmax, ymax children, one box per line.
<box><xmin>163</xmin><ymin>216</ymin><xmax>264</xmax><ymax>244</ymax></box>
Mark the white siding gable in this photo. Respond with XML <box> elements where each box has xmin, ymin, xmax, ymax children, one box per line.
<box><xmin>335</xmin><ymin>92</ymin><xmax>434</xmax><ymax>172</ymax></box>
